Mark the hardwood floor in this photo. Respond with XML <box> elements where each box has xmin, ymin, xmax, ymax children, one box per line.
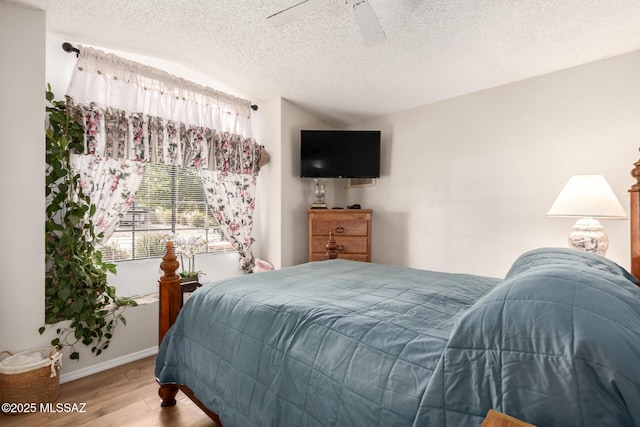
<box><xmin>0</xmin><ymin>356</ymin><xmax>218</xmax><ymax>426</ymax></box>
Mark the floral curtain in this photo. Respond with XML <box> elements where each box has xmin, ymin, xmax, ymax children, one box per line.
<box><xmin>71</xmin><ymin>102</ymin><xmax>214</xmax><ymax>168</ymax></box>
<box><xmin>200</xmin><ymin>171</ymin><xmax>257</xmax><ymax>272</ymax></box>
<box><xmin>200</xmin><ymin>133</ymin><xmax>261</xmax><ymax>272</ymax></box>
<box><xmin>65</xmin><ymin>46</ymin><xmax>262</xmax><ymax>271</ymax></box>
<box><xmin>69</xmin><ymin>153</ymin><xmax>145</xmax><ymax>243</ymax></box>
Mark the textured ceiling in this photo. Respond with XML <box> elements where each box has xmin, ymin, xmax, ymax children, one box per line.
<box><xmin>9</xmin><ymin>0</ymin><xmax>640</xmax><ymax>126</ymax></box>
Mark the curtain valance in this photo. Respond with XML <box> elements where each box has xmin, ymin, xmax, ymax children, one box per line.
<box><xmin>72</xmin><ymin>103</ymin><xmax>262</xmax><ymax>176</ymax></box>
<box><xmin>67</xmin><ymin>46</ymin><xmax>253</xmax><ymax>137</ymax></box>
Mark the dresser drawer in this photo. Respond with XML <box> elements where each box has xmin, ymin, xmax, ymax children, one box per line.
<box><xmin>311</xmin><ymin>219</ymin><xmax>368</xmax><ymax>236</ymax></box>
<box><xmin>311</xmin><ymin>236</ymin><xmax>368</xmax><ymax>254</ymax></box>
<box><xmin>309</xmin><ymin>253</ymin><xmax>370</xmax><ymax>262</ymax></box>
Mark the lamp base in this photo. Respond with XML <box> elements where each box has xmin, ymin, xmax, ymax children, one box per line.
<box><xmin>312</xmin><ymin>178</ymin><xmax>327</xmax><ymax>209</ymax></box>
<box><xmin>568</xmin><ymin>217</ymin><xmax>608</xmax><ymax>256</ymax></box>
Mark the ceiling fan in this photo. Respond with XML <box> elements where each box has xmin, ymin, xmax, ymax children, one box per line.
<box><xmin>267</xmin><ymin>0</ymin><xmax>386</xmax><ymax>47</ymax></box>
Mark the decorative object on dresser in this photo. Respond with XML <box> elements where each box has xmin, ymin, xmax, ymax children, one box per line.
<box><xmin>547</xmin><ymin>174</ymin><xmax>627</xmax><ymax>256</ymax></box>
<box><xmin>325</xmin><ymin>232</ymin><xmax>338</xmax><ymax>259</ymax></box>
<box><xmin>311</xmin><ymin>178</ymin><xmax>327</xmax><ymax>209</ymax></box>
<box><xmin>307</xmin><ymin>209</ymin><xmax>371</xmax><ymax>262</ymax></box>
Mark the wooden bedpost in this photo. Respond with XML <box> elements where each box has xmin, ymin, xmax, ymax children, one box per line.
<box><xmin>158</xmin><ymin>242</ymin><xmax>181</xmax><ymax>409</ymax></box>
<box><xmin>630</xmin><ymin>150</ymin><xmax>640</xmax><ymax>282</ymax></box>
<box><xmin>158</xmin><ymin>384</ymin><xmax>179</xmax><ymax>408</ymax></box>
<box><xmin>159</xmin><ymin>241</ymin><xmax>181</xmax><ymax>345</ymax></box>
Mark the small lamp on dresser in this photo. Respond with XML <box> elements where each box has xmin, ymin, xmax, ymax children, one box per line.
<box><xmin>547</xmin><ymin>174</ymin><xmax>627</xmax><ymax>256</ymax></box>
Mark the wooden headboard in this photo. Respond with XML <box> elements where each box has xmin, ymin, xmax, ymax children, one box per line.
<box><xmin>630</xmin><ymin>151</ymin><xmax>640</xmax><ymax>281</ymax></box>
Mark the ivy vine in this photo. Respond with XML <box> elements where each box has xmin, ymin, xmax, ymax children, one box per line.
<box><xmin>41</xmin><ymin>86</ymin><xmax>136</xmax><ymax>360</ymax></box>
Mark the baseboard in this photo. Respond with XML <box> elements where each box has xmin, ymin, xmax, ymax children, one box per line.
<box><xmin>59</xmin><ymin>346</ymin><xmax>159</xmax><ymax>384</ymax></box>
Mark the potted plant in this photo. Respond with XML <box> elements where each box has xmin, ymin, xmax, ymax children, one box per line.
<box><xmin>173</xmin><ymin>235</ymin><xmax>207</xmax><ymax>283</ymax></box>
<box><xmin>41</xmin><ymin>87</ymin><xmax>136</xmax><ymax>360</ymax></box>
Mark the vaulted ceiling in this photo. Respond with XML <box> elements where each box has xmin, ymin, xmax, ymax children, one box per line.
<box><xmin>9</xmin><ymin>0</ymin><xmax>640</xmax><ymax>126</ymax></box>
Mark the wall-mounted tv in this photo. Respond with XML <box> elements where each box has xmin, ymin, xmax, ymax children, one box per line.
<box><xmin>300</xmin><ymin>130</ymin><xmax>381</xmax><ymax>178</ymax></box>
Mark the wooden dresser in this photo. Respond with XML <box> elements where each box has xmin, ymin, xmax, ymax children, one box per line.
<box><xmin>307</xmin><ymin>209</ymin><xmax>372</xmax><ymax>262</ymax></box>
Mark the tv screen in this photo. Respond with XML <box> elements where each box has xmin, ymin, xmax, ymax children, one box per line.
<box><xmin>300</xmin><ymin>130</ymin><xmax>381</xmax><ymax>178</ymax></box>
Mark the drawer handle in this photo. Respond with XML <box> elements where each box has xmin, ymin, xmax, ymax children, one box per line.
<box><xmin>336</xmin><ymin>245</ymin><xmax>345</xmax><ymax>252</ymax></box>
<box><xmin>335</xmin><ymin>226</ymin><xmax>345</xmax><ymax>233</ymax></box>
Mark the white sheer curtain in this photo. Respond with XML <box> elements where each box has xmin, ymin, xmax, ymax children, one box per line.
<box><xmin>66</xmin><ymin>46</ymin><xmax>261</xmax><ymax>271</ymax></box>
<box><xmin>67</xmin><ymin>47</ymin><xmax>253</xmax><ymax>137</ymax></box>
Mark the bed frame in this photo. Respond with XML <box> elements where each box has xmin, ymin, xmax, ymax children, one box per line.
<box><xmin>629</xmin><ymin>151</ymin><xmax>640</xmax><ymax>279</ymax></box>
<box><xmin>156</xmin><ymin>242</ymin><xmax>224</xmax><ymax>425</ymax></box>
<box><xmin>157</xmin><ymin>153</ymin><xmax>640</xmax><ymax>426</ymax></box>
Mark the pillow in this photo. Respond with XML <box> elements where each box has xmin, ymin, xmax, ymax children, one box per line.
<box><xmin>505</xmin><ymin>247</ymin><xmax>638</xmax><ymax>285</ymax></box>
<box><xmin>444</xmin><ymin>247</ymin><xmax>640</xmax><ymax>427</ymax></box>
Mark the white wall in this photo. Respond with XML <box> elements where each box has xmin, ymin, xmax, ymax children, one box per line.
<box><xmin>255</xmin><ymin>98</ymin><xmax>335</xmax><ymax>268</ymax></box>
<box><xmin>280</xmin><ymin>99</ymin><xmax>335</xmax><ymax>267</ymax></box>
<box><xmin>0</xmin><ymin>1</ymin><xmax>46</xmax><ymax>355</ymax></box>
<box><xmin>345</xmin><ymin>49</ymin><xmax>640</xmax><ymax>278</ymax></box>
<box><xmin>255</xmin><ymin>98</ymin><xmax>283</xmax><ymax>268</ymax></box>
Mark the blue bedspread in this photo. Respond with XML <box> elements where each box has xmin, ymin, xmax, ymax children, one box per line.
<box><xmin>155</xmin><ymin>248</ymin><xmax>640</xmax><ymax>426</ymax></box>
<box><xmin>155</xmin><ymin>259</ymin><xmax>499</xmax><ymax>426</ymax></box>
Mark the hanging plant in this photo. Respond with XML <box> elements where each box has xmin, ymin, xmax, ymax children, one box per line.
<box><xmin>41</xmin><ymin>85</ymin><xmax>136</xmax><ymax>360</ymax></box>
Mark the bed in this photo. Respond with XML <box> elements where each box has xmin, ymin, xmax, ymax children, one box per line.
<box><xmin>155</xmin><ymin>158</ymin><xmax>640</xmax><ymax>426</ymax></box>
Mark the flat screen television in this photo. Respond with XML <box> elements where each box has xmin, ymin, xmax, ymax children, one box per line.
<box><xmin>300</xmin><ymin>130</ymin><xmax>381</xmax><ymax>178</ymax></box>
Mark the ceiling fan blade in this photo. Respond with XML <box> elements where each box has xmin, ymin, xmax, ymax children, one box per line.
<box><xmin>267</xmin><ymin>0</ymin><xmax>330</xmax><ymax>27</ymax></box>
<box><xmin>351</xmin><ymin>0</ymin><xmax>386</xmax><ymax>46</ymax></box>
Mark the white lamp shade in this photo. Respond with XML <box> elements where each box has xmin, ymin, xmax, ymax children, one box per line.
<box><xmin>547</xmin><ymin>175</ymin><xmax>627</xmax><ymax>219</ymax></box>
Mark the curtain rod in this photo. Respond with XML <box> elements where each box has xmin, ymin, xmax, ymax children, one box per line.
<box><xmin>61</xmin><ymin>42</ymin><xmax>259</xmax><ymax>111</ymax></box>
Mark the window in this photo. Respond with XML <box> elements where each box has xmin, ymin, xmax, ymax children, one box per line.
<box><xmin>98</xmin><ymin>163</ymin><xmax>233</xmax><ymax>262</ymax></box>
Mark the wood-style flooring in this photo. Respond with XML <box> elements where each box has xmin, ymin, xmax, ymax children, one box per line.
<box><xmin>0</xmin><ymin>356</ymin><xmax>218</xmax><ymax>426</ymax></box>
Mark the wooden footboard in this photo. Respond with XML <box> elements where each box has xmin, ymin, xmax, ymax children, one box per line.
<box><xmin>157</xmin><ymin>241</ymin><xmax>224</xmax><ymax>425</ymax></box>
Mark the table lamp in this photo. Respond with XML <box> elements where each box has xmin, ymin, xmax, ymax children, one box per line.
<box><xmin>547</xmin><ymin>174</ymin><xmax>627</xmax><ymax>256</ymax></box>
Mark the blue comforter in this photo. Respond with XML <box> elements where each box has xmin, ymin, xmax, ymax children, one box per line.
<box><xmin>155</xmin><ymin>248</ymin><xmax>640</xmax><ymax>426</ymax></box>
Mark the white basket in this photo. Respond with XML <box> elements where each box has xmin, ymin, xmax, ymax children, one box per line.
<box><xmin>0</xmin><ymin>347</ymin><xmax>61</xmax><ymax>376</ymax></box>
<box><xmin>0</xmin><ymin>347</ymin><xmax>62</xmax><ymax>415</ymax></box>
